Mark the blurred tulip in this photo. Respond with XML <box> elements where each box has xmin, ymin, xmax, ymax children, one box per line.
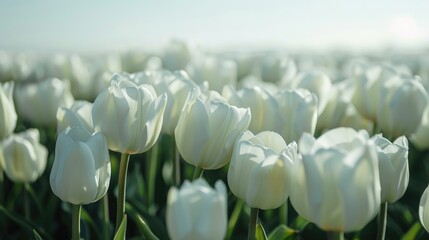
<box><xmin>223</xmin><ymin>86</ymin><xmax>278</xmax><ymax>134</ymax></box>
<box><xmin>0</xmin><ymin>129</ymin><xmax>47</xmax><ymax>183</ymax></box>
<box><xmin>376</xmin><ymin>75</ymin><xmax>428</xmax><ymax>138</ymax></box>
<box><xmin>275</xmin><ymin>89</ymin><xmax>318</xmax><ymax>143</ymax></box>
<box><xmin>420</xmin><ymin>185</ymin><xmax>429</xmax><ymax>233</ymax></box>
<box><xmin>372</xmin><ymin>134</ymin><xmax>409</xmax><ymax>203</ymax></box>
<box><xmin>411</xmin><ymin>105</ymin><xmax>429</xmax><ymax>149</ymax></box>
<box><xmin>50</xmin><ymin>126</ymin><xmax>110</xmax><ymax>205</ymax></box>
<box><xmin>259</xmin><ymin>55</ymin><xmax>297</xmax><ymax>84</ymax></box>
<box><xmin>14</xmin><ymin>78</ymin><xmax>74</xmax><ymax>126</ymax></box>
<box><xmin>290</xmin><ymin>128</ymin><xmax>380</xmax><ymax>232</ymax></box>
<box><xmin>228</xmin><ymin>131</ymin><xmax>296</xmax><ymax>209</ymax></box>
<box><xmin>166</xmin><ymin>179</ymin><xmax>227</xmax><ymax>240</ymax></box>
<box><xmin>57</xmin><ymin>100</ymin><xmax>93</xmax><ymax>134</ymax></box>
<box><xmin>163</xmin><ymin>39</ymin><xmax>198</xmax><ymax>71</ymax></box>
<box><xmin>187</xmin><ymin>55</ymin><xmax>237</xmax><ymax>93</ymax></box>
<box><xmin>0</xmin><ymin>82</ymin><xmax>17</xmax><ymax>139</ymax></box>
<box><xmin>92</xmin><ymin>76</ymin><xmax>167</xmax><ymax>154</ymax></box>
<box><xmin>175</xmin><ymin>90</ymin><xmax>251</xmax><ymax>169</ymax></box>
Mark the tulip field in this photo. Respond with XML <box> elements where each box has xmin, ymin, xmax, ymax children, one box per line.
<box><xmin>2</xmin><ymin>40</ymin><xmax>429</xmax><ymax>240</ymax></box>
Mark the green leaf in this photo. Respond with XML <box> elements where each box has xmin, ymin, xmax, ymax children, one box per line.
<box><xmin>135</xmin><ymin>214</ymin><xmax>160</xmax><ymax>240</ymax></box>
<box><xmin>113</xmin><ymin>215</ymin><xmax>127</xmax><ymax>240</ymax></box>
<box><xmin>401</xmin><ymin>221</ymin><xmax>423</xmax><ymax>240</ymax></box>
<box><xmin>290</xmin><ymin>215</ymin><xmax>310</xmax><ymax>231</ymax></box>
<box><xmin>256</xmin><ymin>222</ymin><xmax>268</xmax><ymax>240</ymax></box>
<box><xmin>33</xmin><ymin>229</ymin><xmax>43</xmax><ymax>240</ymax></box>
<box><xmin>268</xmin><ymin>225</ymin><xmax>299</xmax><ymax>240</ymax></box>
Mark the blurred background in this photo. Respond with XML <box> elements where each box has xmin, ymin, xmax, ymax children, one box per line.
<box><xmin>1</xmin><ymin>0</ymin><xmax>428</xmax><ymax>53</ymax></box>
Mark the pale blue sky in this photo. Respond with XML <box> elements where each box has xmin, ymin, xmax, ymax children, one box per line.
<box><xmin>0</xmin><ymin>0</ymin><xmax>428</xmax><ymax>52</ymax></box>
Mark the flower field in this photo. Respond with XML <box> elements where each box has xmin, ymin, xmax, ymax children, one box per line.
<box><xmin>1</xmin><ymin>40</ymin><xmax>429</xmax><ymax>240</ymax></box>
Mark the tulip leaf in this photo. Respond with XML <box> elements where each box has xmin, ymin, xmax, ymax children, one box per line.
<box><xmin>113</xmin><ymin>215</ymin><xmax>127</xmax><ymax>240</ymax></box>
<box><xmin>0</xmin><ymin>205</ymin><xmax>52</xmax><ymax>240</ymax></box>
<box><xmin>268</xmin><ymin>224</ymin><xmax>299</xmax><ymax>240</ymax></box>
<box><xmin>256</xmin><ymin>222</ymin><xmax>268</xmax><ymax>240</ymax></box>
<box><xmin>33</xmin><ymin>229</ymin><xmax>43</xmax><ymax>240</ymax></box>
<box><xmin>135</xmin><ymin>214</ymin><xmax>160</xmax><ymax>240</ymax></box>
<box><xmin>401</xmin><ymin>221</ymin><xmax>423</xmax><ymax>240</ymax></box>
<box><xmin>290</xmin><ymin>215</ymin><xmax>310</xmax><ymax>231</ymax></box>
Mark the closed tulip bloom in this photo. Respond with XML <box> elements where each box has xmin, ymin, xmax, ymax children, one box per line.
<box><xmin>186</xmin><ymin>56</ymin><xmax>237</xmax><ymax>93</ymax></box>
<box><xmin>377</xmin><ymin>75</ymin><xmax>428</xmax><ymax>138</ymax></box>
<box><xmin>371</xmin><ymin>134</ymin><xmax>409</xmax><ymax>203</ymax></box>
<box><xmin>223</xmin><ymin>86</ymin><xmax>278</xmax><ymax>134</ymax></box>
<box><xmin>163</xmin><ymin>39</ymin><xmax>198</xmax><ymax>71</ymax></box>
<box><xmin>228</xmin><ymin>131</ymin><xmax>296</xmax><ymax>210</ymax></box>
<box><xmin>290</xmin><ymin>128</ymin><xmax>380</xmax><ymax>232</ymax></box>
<box><xmin>175</xmin><ymin>91</ymin><xmax>251</xmax><ymax>169</ymax></box>
<box><xmin>50</xmin><ymin>126</ymin><xmax>111</xmax><ymax>205</ymax></box>
<box><xmin>0</xmin><ymin>129</ymin><xmax>47</xmax><ymax>183</ymax></box>
<box><xmin>275</xmin><ymin>89</ymin><xmax>318</xmax><ymax>143</ymax></box>
<box><xmin>14</xmin><ymin>78</ymin><xmax>74</xmax><ymax>126</ymax></box>
<box><xmin>92</xmin><ymin>77</ymin><xmax>167</xmax><ymax>154</ymax></box>
<box><xmin>259</xmin><ymin>55</ymin><xmax>297</xmax><ymax>84</ymax></box>
<box><xmin>166</xmin><ymin>179</ymin><xmax>227</xmax><ymax>240</ymax></box>
<box><xmin>0</xmin><ymin>82</ymin><xmax>17</xmax><ymax>139</ymax></box>
<box><xmin>419</xmin><ymin>185</ymin><xmax>429</xmax><ymax>232</ymax></box>
<box><xmin>57</xmin><ymin>100</ymin><xmax>93</xmax><ymax>134</ymax></box>
<box><xmin>411</xmin><ymin>105</ymin><xmax>429</xmax><ymax>149</ymax></box>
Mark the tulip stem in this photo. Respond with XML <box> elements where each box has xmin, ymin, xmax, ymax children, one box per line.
<box><xmin>23</xmin><ymin>183</ymin><xmax>30</xmax><ymax>219</ymax></box>
<box><xmin>280</xmin><ymin>201</ymin><xmax>288</xmax><ymax>226</ymax></box>
<box><xmin>226</xmin><ymin>199</ymin><xmax>244</xmax><ymax>240</ymax></box>
<box><xmin>116</xmin><ymin>153</ymin><xmax>130</xmax><ymax>232</ymax></box>
<box><xmin>377</xmin><ymin>202</ymin><xmax>388</xmax><ymax>240</ymax></box>
<box><xmin>192</xmin><ymin>166</ymin><xmax>204</xmax><ymax>180</ymax></box>
<box><xmin>72</xmin><ymin>204</ymin><xmax>81</xmax><ymax>240</ymax></box>
<box><xmin>327</xmin><ymin>231</ymin><xmax>344</xmax><ymax>240</ymax></box>
<box><xmin>173</xmin><ymin>138</ymin><xmax>181</xmax><ymax>186</ymax></box>
<box><xmin>147</xmin><ymin>142</ymin><xmax>159</xmax><ymax>213</ymax></box>
<box><xmin>102</xmin><ymin>194</ymin><xmax>110</xmax><ymax>240</ymax></box>
<box><xmin>248</xmin><ymin>208</ymin><xmax>259</xmax><ymax>240</ymax></box>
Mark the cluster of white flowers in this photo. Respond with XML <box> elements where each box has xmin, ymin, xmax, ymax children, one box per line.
<box><xmin>2</xmin><ymin>39</ymin><xmax>429</xmax><ymax>239</ymax></box>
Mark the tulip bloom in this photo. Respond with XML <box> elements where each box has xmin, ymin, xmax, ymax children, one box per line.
<box><xmin>166</xmin><ymin>179</ymin><xmax>227</xmax><ymax>240</ymax></box>
<box><xmin>223</xmin><ymin>86</ymin><xmax>278</xmax><ymax>134</ymax></box>
<box><xmin>14</xmin><ymin>78</ymin><xmax>74</xmax><ymax>126</ymax></box>
<box><xmin>0</xmin><ymin>81</ymin><xmax>17</xmax><ymax>140</ymax></box>
<box><xmin>0</xmin><ymin>129</ymin><xmax>47</xmax><ymax>183</ymax></box>
<box><xmin>420</xmin><ymin>185</ymin><xmax>429</xmax><ymax>232</ymax></box>
<box><xmin>372</xmin><ymin>134</ymin><xmax>409</xmax><ymax>203</ymax></box>
<box><xmin>57</xmin><ymin>100</ymin><xmax>94</xmax><ymax>134</ymax></box>
<box><xmin>50</xmin><ymin>127</ymin><xmax>111</xmax><ymax>205</ymax></box>
<box><xmin>290</xmin><ymin>128</ymin><xmax>380</xmax><ymax>232</ymax></box>
<box><xmin>175</xmin><ymin>90</ymin><xmax>251</xmax><ymax>169</ymax></box>
<box><xmin>92</xmin><ymin>77</ymin><xmax>167</xmax><ymax>154</ymax></box>
<box><xmin>228</xmin><ymin>131</ymin><xmax>296</xmax><ymax>210</ymax></box>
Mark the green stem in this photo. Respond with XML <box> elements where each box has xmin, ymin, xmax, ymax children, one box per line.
<box><xmin>102</xmin><ymin>194</ymin><xmax>110</xmax><ymax>240</ymax></box>
<box><xmin>226</xmin><ymin>199</ymin><xmax>244</xmax><ymax>240</ymax></box>
<box><xmin>173</xmin><ymin>137</ymin><xmax>181</xmax><ymax>186</ymax></box>
<box><xmin>23</xmin><ymin>183</ymin><xmax>30</xmax><ymax>219</ymax></box>
<box><xmin>279</xmin><ymin>201</ymin><xmax>288</xmax><ymax>226</ymax></box>
<box><xmin>147</xmin><ymin>143</ymin><xmax>159</xmax><ymax>211</ymax></box>
<box><xmin>116</xmin><ymin>153</ymin><xmax>130</xmax><ymax>231</ymax></box>
<box><xmin>377</xmin><ymin>202</ymin><xmax>388</xmax><ymax>240</ymax></box>
<box><xmin>192</xmin><ymin>166</ymin><xmax>204</xmax><ymax>180</ymax></box>
<box><xmin>248</xmin><ymin>208</ymin><xmax>259</xmax><ymax>240</ymax></box>
<box><xmin>72</xmin><ymin>204</ymin><xmax>82</xmax><ymax>240</ymax></box>
<box><xmin>327</xmin><ymin>231</ymin><xmax>344</xmax><ymax>240</ymax></box>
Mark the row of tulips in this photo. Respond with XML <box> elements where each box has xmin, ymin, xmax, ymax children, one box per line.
<box><xmin>1</xmin><ymin>42</ymin><xmax>429</xmax><ymax>239</ymax></box>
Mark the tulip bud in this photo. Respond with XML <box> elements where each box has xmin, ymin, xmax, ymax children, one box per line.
<box><xmin>14</xmin><ymin>78</ymin><xmax>74</xmax><ymax>126</ymax></box>
<box><xmin>291</xmin><ymin>127</ymin><xmax>381</xmax><ymax>232</ymax></box>
<box><xmin>0</xmin><ymin>129</ymin><xmax>47</xmax><ymax>183</ymax></box>
<box><xmin>163</xmin><ymin>39</ymin><xmax>198</xmax><ymax>71</ymax></box>
<box><xmin>50</xmin><ymin>127</ymin><xmax>111</xmax><ymax>205</ymax></box>
<box><xmin>0</xmin><ymin>81</ymin><xmax>17</xmax><ymax>139</ymax></box>
<box><xmin>166</xmin><ymin>179</ymin><xmax>227</xmax><ymax>240</ymax></box>
<box><xmin>92</xmin><ymin>76</ymin><xmax>167</xmax><ymax>154</ymax></box>
<box><xmin>228</xmin><ymin>131</ymin><xmax>296</xmax><ymax>209</ymax></box>
<box><xmin>175</xmin><ymin>90</ymin><xmax>251</xmax><ymax>169</ymax></box>
<box><xmin>57</xmin><ymin>100</ymin><xmax>93</xmax><ymax>134</ymax></box>
<box><xmin>371</xmin><ymin>134</ymin><xmax>409</xmax><ymax>203</ymax></box>
<box><xmin>420</xmin><ymin>185</ymin><xmax>429</xmax><ymax>233</ymax></box>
